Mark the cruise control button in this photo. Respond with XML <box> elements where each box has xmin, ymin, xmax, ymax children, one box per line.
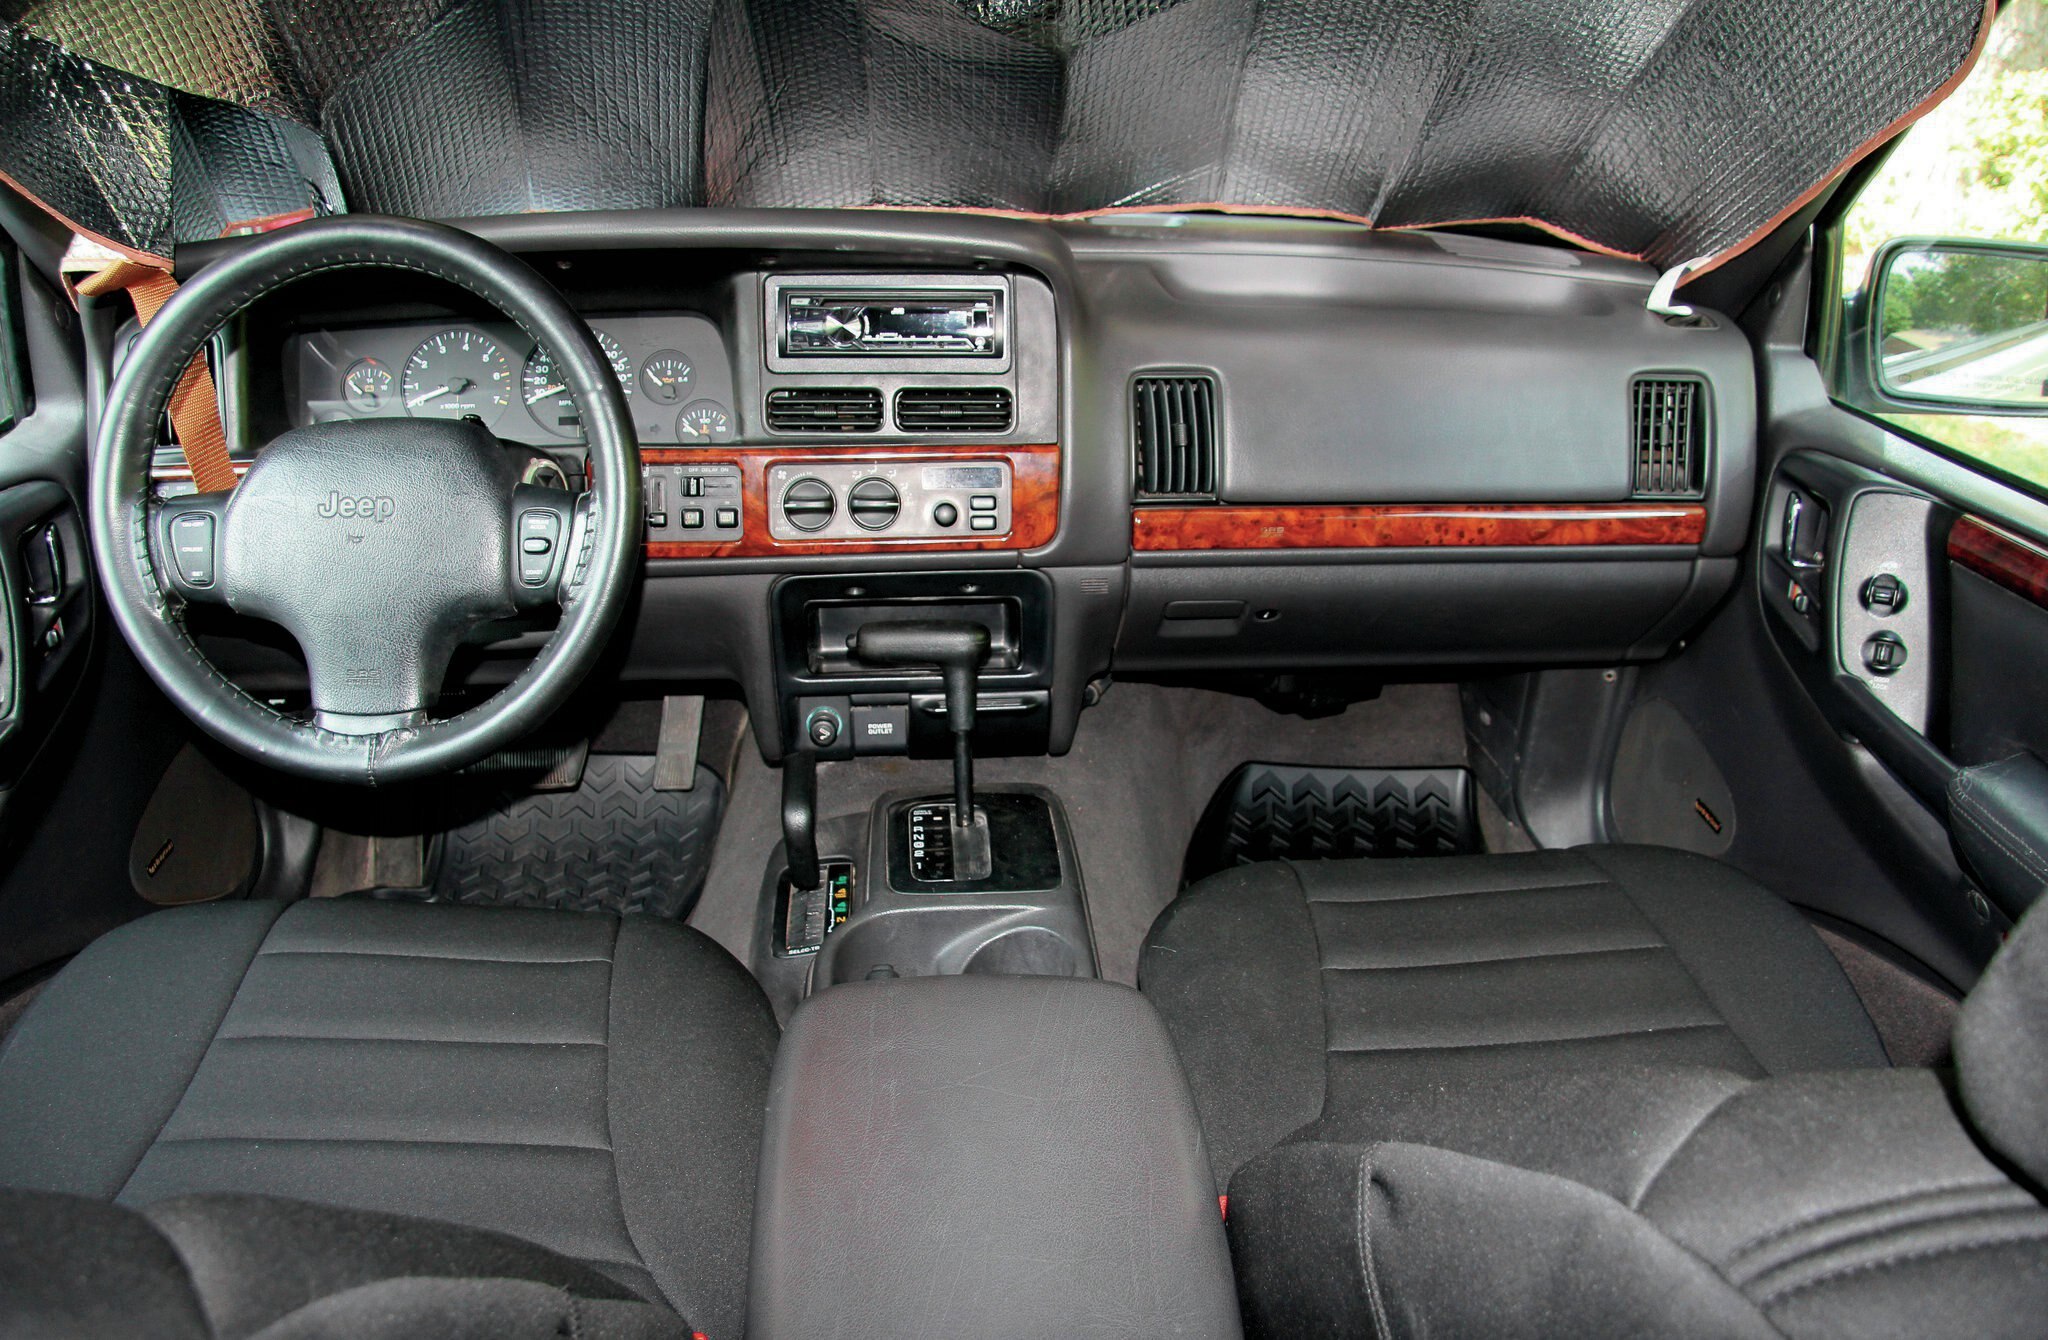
<box><xmin>517</xmin><ymin>508</ymin><xmax>563</xmax><ymax>587</ymax></box>
<box><xmin>169</xmin><ymin>513</ymin><xmax>216</xmax><ymax>588</ymax></box>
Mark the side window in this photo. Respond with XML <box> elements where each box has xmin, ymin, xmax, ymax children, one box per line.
<box><xmin>1834</xmin><ymin>0</ymin><xmax>2048</xmax><ymax>491</ymax></box>
<box><xmin>0</xmin><ymin>238</ymin><xmax>29</xmax><ymax>437</ymax></box>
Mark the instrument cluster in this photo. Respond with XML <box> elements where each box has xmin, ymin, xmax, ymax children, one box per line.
<box><xmin>289</xmin><ymin>313</ymin><xmax>737</xmax><ymax>448</ymax></box>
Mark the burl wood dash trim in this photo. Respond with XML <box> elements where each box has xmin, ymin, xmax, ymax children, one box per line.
<box><xmin>1131</xmin><ymin>502</ymin><xmax>1708</xmax><ymax>551</ymax></box>
<box><xmin>1949</xmin><ymin>514</ymin><xmax>2048</xmax><ymax>611</ymax></box>
<box><xmin>641</xmin><ymin>442</ymin><xmax>1059</xmax><ymax>558</ymax></box>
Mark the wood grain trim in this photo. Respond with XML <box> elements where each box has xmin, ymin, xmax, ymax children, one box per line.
<box><xmin>1949</xmin><ymin>514</ymin><xmax>2048</xmax><ymax>610</ymax></box>
<box><xmin>642</xmin><ymin>443</ymin><xmax>1058</xmax><ymax>559</ymax></box>
<box><xmin>1131</xmin><ymin>502</ymin><xmax>1708</xmax><ymax>552</ymax></box>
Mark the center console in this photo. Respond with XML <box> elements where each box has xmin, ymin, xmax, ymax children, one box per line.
<box><xmin>753</xmin><ymin>579</ymin><xmax>1095</xmax><ymax>1014</ymax></box>
<box><xmin>805</xmin><ymin>782</ymin><xmax>1093</xmax><ymax>985</ymax></box>
<box><xmin>748</xmin><ymin>974</ymin><xmax>1242</xmax><ymax>1339</ymax></box>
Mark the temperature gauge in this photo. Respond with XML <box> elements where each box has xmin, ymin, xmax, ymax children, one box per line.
<box><xmin>341</xmin><ymin>358</ymin><xmax>394</xmax><ymax>414</ymax></box>
<box><xmin>639</xmin><ymin>351</ymin><xmax>693</xmax><ymax>404</ymax></box>
<box><xmin>676</xmin><ymin>400</ymin><xmax>735</xmax><ymax>444</ymax></box>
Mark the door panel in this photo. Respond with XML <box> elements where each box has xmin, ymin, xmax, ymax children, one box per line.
<box><xmin>0</xmin><ymin>186</ymin><xmax>196</xmax><ymax>987</ymax></box>
<box><xmin>1949</xmin><ymin>536</ymin><xmax>2048</xmax><ymax>766</ymax></box>
<box><xmin>1739</xmin><ymin>245</ymin><xmax>2048</xmax><ymax>985</ymax></box>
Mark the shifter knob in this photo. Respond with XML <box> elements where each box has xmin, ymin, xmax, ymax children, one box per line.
<box><xmin>850</xmin><ymin>621</ymin><xmax>992</xmax><ymax>832</ymax></box>
<box><xmin>847</xmin><ymin>621</ymin><xmax>991</xmax><ymax>732</ymax></box>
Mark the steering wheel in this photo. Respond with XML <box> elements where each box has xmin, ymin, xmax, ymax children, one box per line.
<box><xmin>89</xmin><ymin>216</ymin><xmax>642</xmax><ymax>785</ymax></box>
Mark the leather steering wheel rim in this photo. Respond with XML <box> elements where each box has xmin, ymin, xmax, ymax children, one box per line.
<box><xmin>89</xmin><ymin>215</ymin><xmax>641</xmax><ymax>785</ymax></box>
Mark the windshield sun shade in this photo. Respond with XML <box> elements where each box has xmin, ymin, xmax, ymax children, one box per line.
<box><xmin>0</xmin><ymin>0</ymin><xmax>1993</xmax><ymax>269</ymax></box>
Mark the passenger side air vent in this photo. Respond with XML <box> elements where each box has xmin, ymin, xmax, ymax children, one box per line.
<box><xmin>765</xmin><ymin>387</ymin><xmax>883</xmax><ymax>433</ymax></box>
<box><xmin>1133</xmin><ymin>375</ymin><xmax>1218</xmax><ymax>500</ymax></box>
<box><xmin>1632</xmin><ymin>376</ymin><xmax>1707</xmax><ymax>496</ymax></box>
<box><xmin>895</xmin><ymin>387</ymin><xmax>1013</xmax><ymax>433</ymax></box>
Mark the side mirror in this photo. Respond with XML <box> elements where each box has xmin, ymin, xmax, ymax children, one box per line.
<box><xmin>1862</xmin><ymin>238</ymin><xmax>2048</xmax><ymax>416</ymax></box>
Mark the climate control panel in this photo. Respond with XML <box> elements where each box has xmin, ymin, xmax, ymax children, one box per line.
<box><xmin>767</xmin><ymin>460</ymin><xmax>1012</xmax><ymax>543</ymax></box>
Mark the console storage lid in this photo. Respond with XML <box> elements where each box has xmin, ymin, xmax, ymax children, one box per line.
<box><xmin>748</xmin><ymin>975</ymin><xmax>1241</xmax><ymax>1339</ymax></box>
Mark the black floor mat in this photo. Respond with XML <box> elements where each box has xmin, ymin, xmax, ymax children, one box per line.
<box><xmin>376</xmin><ymin>756</ymin><xmax>725</xmax><ymax>920</ymax></box>
<box><xmin>1183</xmin><ymin>763</ymin><xmax>1481</xmax><ymax>885</ymax></box>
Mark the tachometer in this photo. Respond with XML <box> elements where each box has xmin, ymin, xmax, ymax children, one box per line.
<box><xmin>676</xmin><ymin>399</ymin><xmax>735</xmax><ymax>444</ymax></box>
<box><xmin>522</xmin><ymin>330</ymin><xmax>631</xmax><ymax>438</ymax></box>
<box><xmin>341</xmin><ymin>358</ymin><xmax>393</xmax><ymax>414</ymax></box>
<box><xmin>401</xmin><ymin>329</ymin><xmax>511</xmax><ymax>421</ymax></box>
<box><xmin>639</xmin><ymin>350</ymin><xmax>693</xmax><ymax>404</ymax></box>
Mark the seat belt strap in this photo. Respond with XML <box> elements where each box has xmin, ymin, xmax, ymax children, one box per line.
<box><xmin>72</xmin><ymin>257</ymin><xmax>238</xmax><ymax>494</ymax></box>
<box><xmin>57</xmin><ymin>248</ymin><xmax>235</xmax><ymax>491</ymax></box>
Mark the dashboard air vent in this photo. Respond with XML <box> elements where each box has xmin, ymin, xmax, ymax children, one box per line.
<box><xmin>1133</xmin><ymin>375</ymin><xmax>1218</xmax><ymax>499</ymax></box>
<box><xmin>895</xmin><ymin>387</ymin><xmax>1013</xmax><ymax>433</ymax></box>
<box><xmin>766</xmin><ymin>387</ymin><xmax>882</xmax><ymax>433</ymax></box>
<box><xmin>1632</xmin><ymin>377</ymin><xmax>1706</xmax><ymax>496</ymax></box>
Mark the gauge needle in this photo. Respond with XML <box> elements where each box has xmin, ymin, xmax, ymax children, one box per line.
<box><xmin>525</xmin><ymin>384</ymin><xmax>567</xmax><ymax>404</ymax></box>
<box><xmin>406</xmin><ymin>385</ymin><xmax>450</xmax><ymax>408</ymax></box>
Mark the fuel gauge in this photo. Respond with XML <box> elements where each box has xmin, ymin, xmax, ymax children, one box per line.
<box><xmin>342</xmin><ymin>358</ymin><xmax>394</xmax><ymax>414</ymax></box>
<box><xmin>676</xmin><ymin>399</ymin><xmax>735</xmax><ymax>444</ymax></box>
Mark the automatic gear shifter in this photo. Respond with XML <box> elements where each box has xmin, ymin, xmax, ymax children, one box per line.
<box><xmin>850</xmin><ymin>621</ymin><xmax>994</xmax><ymax>879</ymax></box>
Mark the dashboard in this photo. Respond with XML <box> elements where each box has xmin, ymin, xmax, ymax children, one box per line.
<box><xmin>169</xmin><ymin>209</ymin><xmax>1756</xmax><ymax>764</ymax></box>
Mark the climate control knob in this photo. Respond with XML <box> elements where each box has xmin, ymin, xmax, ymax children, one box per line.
<box><xmin>847</xmin><ymin>477</ymin><xmax>902</xmax><ymax>531</ymax></box>
<box><xmin>781</xmin><ymin>477</ymin><xmax>836</xmax><ymax>532</ymax></box>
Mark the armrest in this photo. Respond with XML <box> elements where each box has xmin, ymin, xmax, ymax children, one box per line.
<box><xmin>1949</xmin><ymin>752</ymin><xmax>2048</xmax><ymax>918</ymax></box>
<box><xmin>747</xmin><ymin>975</ymin><xmax>1241</xmax><ymax>1340</ymax></box>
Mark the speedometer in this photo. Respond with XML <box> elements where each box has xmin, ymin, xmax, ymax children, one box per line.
<box><xmin>522</xmin><ymin>330</ymin><xmax>632</xmax><ymax>439</ymax></box>
<box><xmin>401</xmin><ymin>329</ymin><xmax>511</xmax><ymax>421</ymax></box>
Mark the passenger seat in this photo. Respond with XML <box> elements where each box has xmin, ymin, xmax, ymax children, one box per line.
<box><xmin>1141</xmin><ymin>845</ymin><xmax>2048</xmax><ymax>1336</ymax></box>
<box><xmin>1141</xmin><ymin>846</ymin><xmax>1888</xmax><ymax>1184</ymax></box>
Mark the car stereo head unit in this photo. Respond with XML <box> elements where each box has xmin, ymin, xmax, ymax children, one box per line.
<box><xmin>783</xmin><ymin>292</ymin><xmax>1000</xmax><ymax>357</ymax></box>
<box><xmin>765</xmin><ymin>275</ymin><xmax>1011</xmax><ymax>372</ymax></box>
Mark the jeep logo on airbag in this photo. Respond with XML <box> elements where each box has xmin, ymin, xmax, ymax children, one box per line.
<box><xmin>317</xmin><ymin>492</ymin><xmax>396</xmax><ymax>523</ymax></box>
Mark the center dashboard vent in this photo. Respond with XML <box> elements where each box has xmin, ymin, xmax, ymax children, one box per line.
<box><xmin>766</xmin><ymin>387</ymin><xmax>882</xmax><ymax>433</ymax></box>
<box><xmin>895</xmin><ymin>387</ymin><xmax>1013</xmax><ymax>432</ymax></box>
<box><xmin>1133</xmin><ymin>374</ymin><xmax>1218</xmax><ymax>499</ymax></box>
<box><xmin>1632</xmin><ymin>376</ymin><xmax>1707</xmax><ymax>496</ymax></box>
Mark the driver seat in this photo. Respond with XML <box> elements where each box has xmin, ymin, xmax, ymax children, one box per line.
<box><xmin>0</xmin><ymin>897</ymin><xmax>779</xmax><ymax>1340</ymax></box>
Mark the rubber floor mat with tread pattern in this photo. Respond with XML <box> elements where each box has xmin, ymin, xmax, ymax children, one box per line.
<box><xmin>383</xmin><ymin>755</ymin><xmax>725</xmax><ymax>920</ymax></box>
<box><xmin>1182</xmin><ymin>763</ymin><xmax>1481</xmax><ymax>886</ymax></box>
